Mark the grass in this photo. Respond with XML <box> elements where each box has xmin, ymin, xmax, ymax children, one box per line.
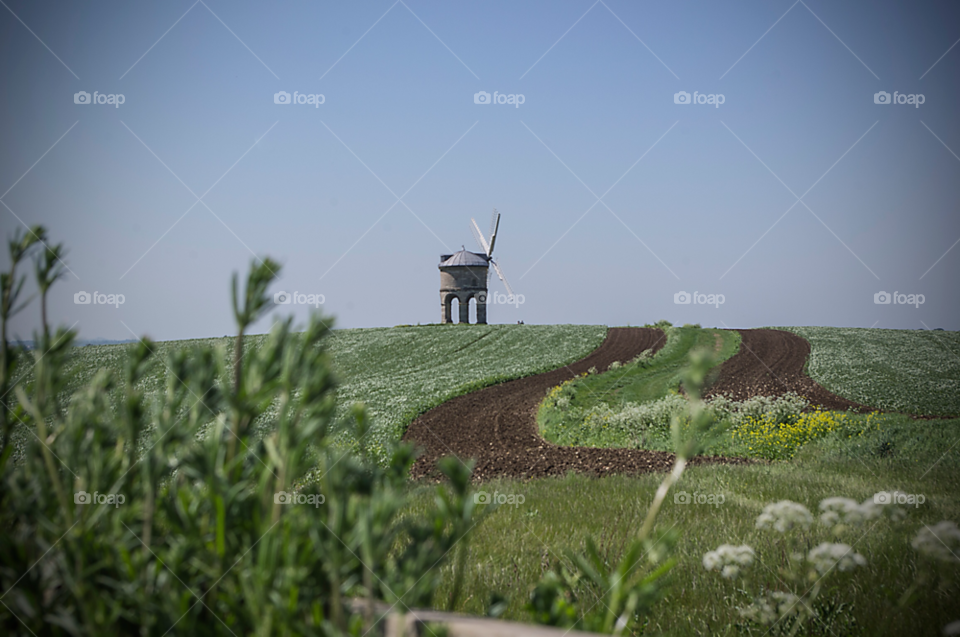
<box><xmin>414</xmin><ymin>414</ymin><xmax>960</xmax><ymax>635</ymax></box>
<box><xmin>781</xmin><ymin>327</ymin><xmax>960</xmax><ymax>416</ymax></box>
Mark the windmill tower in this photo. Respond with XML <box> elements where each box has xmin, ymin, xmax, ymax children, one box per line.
<box><xmin>439</xmin><ymin>210</ymin><xmax>514</xmax><ymax>324</ymax></box>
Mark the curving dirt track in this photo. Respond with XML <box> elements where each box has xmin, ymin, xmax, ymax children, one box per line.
<box><xmin>703</xmin><ymin>329</ymin><xmax>870</xmax><ymax>412</ymax></box>
<box><xmin>403</xmin><ymin>327</ymin><xmax>749</xmax><ymax>481</ymax></box>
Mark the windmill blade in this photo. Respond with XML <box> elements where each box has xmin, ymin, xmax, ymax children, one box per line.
<box><xmin>491</xmin><ymin>259</ymin><xmax>514</xmax><ymax>296</ymax></box>
<box><xmin>487</xmin><ymin>211</ymin><xmax>500</xmax><ymax>256</ymax></box>
<box><xmin>469</xmin><ymin>218</ymin><xmax>490</xmax><ymax>254</ymax></box>
<box><xmin>469</xmin><ymin>218</ymin><xmax>489</xmax><ymax>254</ymax></box>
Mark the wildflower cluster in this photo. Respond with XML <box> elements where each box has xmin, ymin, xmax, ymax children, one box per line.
<box><xmin>705</xmin><ymin>494</ymin><xmax>914</xmax><ymax>631</ymax></box>
<box><xmin>820</xmin><ymin>497</ymin><xmax>906</xmax><ymax>536</ymax></box>
<box><xmin>739</xmin><ymin>591</ymin><xmax>803</xmax><ymax>626</ymax></box>
<box><xmin>733</xmin><ymin>409</ymin><xmax>880</xmax><ymax>460</ymax></box>
<box><xmin>756</xmin><ymin>500</ymin><xmax>814</xmax><ymax>533</ymax></box>
<box><xmin>912</xmin><ymin>521</ymin><xmax>960</xmax><ymax>564</ymax></box>
<box><xmin>807</xmin><ymin>542</ymin><xmax>867</xmax><ymax>575</ymax></box>
<box><xmin>702</xmin><ymin>544</ymin><xmax>755</xmax><ymax>579</ymax></box>
<box><xmin>542</xmin><ymin>375</ymin><xmax>585</xmax><ymax>411</ymax></box>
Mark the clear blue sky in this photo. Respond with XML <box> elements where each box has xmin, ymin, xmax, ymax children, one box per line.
<box><xmin>2</xmin><ymin>0</ymin><xmax>958</xmax><ymax>341</ymax></box>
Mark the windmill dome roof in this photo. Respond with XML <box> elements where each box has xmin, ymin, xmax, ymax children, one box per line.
<box><xmin>439</xmin><ymin>250</ymin><xmax>489</xmax><ymax>267</ymax></box>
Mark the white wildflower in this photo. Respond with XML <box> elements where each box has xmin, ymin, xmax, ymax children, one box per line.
<box><xmin>807</xmin><ymin>542</ymin><xmax>867</xmax><ymax>575</ymax></box>
<box><xmin>703</xmin><ymin>544</ymin><xmax>755</xmax><ymax>579</ymax></box>
<box><xmin>912</xmin><ymin>521</ymin><xmax>960</xmax><ymax>564</ymax></box>
<box><xmin>819</xmin><ymin>497</ymin><xmax>867</xmax><ymax>528</ymax></box>
<box><xmin>756</xmin><ymin>501</ymin><xmax>813</xmax><ymax>533</ymax></box>
<box><xmin>739</xmin><ymin>591</ymin><xmax>802</xmax><ymax>626</ymax></box>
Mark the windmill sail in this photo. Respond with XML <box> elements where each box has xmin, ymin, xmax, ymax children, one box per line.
<box><xmin>487</xmin><ymin>211</ymin><xmax>500</xmax><ymax>256</ymax></box>
<box><xmin>470</xmin><ymin>218</ymin><xmax>490</xmax><ymax>255</ymax></box>
<box><xmin>491</xmin><ymin>260</ymin><xmax>514</xmax><ymax>296</ymax></box>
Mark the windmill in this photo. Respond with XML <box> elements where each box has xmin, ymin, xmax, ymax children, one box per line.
<box><xmin>469</xmin><ymin>210</ymin><xmax>514</xmax><ymax>297</ymax></box>
<box><xmin>438</xmin><ymin>209</ymin><xmax>515</xmax><ymax>324</ymax></box>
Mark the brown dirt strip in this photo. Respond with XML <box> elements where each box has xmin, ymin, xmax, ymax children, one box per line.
<box><xmin>403</xmin><ymin>327</ymin><xmax>750</xmax><ymax>481</ymax></box>
<box><xmin>704</xmin><ymin>329</ymin><xmax>871</xmax><ymax>412</ymax></box>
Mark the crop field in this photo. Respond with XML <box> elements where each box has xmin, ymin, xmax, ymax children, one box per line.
<box><xmin>781</xmin><ymin>327</ymin><xmax>960</xmax><ymax>416</ymax></box>
<box><xmin>320</xmin><ymin>324</ymin><xmax>605</xmax><ymax>460</ymax></box>
<box><xmin>12</xmin><ymin>323</ymin><xmax>606</xmax><ymax>463</ymax></box>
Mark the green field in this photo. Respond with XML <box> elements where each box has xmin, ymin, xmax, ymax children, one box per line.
<box><xmin>12</xmin><ymin>324</ymin><xmax>606</xmax><ymax>464</ymax></box>
<box><xmin>782</xmin><ymin>327</ymin><xmax>960</xmax><ymax>416</ymax></box>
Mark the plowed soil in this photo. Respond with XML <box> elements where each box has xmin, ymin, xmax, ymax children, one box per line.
<box><xmin>703</xmin><ymin>329</ymin><xmax>870</xmax><ymax>412</ymax></box>
<box><xmin>403</xmin><ymin>327</ymin><xmax>750</xmax><ymax>481</ymax></box>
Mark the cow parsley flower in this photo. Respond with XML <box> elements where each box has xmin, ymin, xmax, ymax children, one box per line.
<box><xmin>807</xmin><ymin>543</ymin><xmax>867</xmax><ymax>575</ymax></box>
<box><xmin>819</xmin><ymin>497</ymin><xmax>867</xmax><ymax>528</ymax></box>
<box><xmin>756</xmin><ymin>501</ymin><xmax>813</xmax><ymax>533</ymax></box>
<box><xmin>912</xmin><ymin>521</ymin><xmax>960</xmax><ymax>564</ymax></box>
<box><xmin>739</xmin><ymin>591</ymin><xmax>802</xmax><ymax>626</ymax></box>
<box><xmin>703</xmin><ymin>544</ymin><xmax>755</xmax><ymax>579</ymax></box>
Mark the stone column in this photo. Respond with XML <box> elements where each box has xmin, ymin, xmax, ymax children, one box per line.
<box><xmin>458</xmin><ymin>294</ymin><xmax>470</xmax><ymax>324</ymax></box>
<box><xmin>440</xmin><ymin>293</ymin><xmax>451</xmax><ymax>323</ymax></box>
<box><xmin>476</xmin><ymin>291</ymin><xmax>487</xmax><ymax>324</ymax></box>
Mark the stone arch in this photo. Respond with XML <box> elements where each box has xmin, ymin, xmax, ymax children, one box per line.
<box><xmin>441</xmin><ymin>292</ymin><xmax>459</xmax><ymax>324</ymax></box>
